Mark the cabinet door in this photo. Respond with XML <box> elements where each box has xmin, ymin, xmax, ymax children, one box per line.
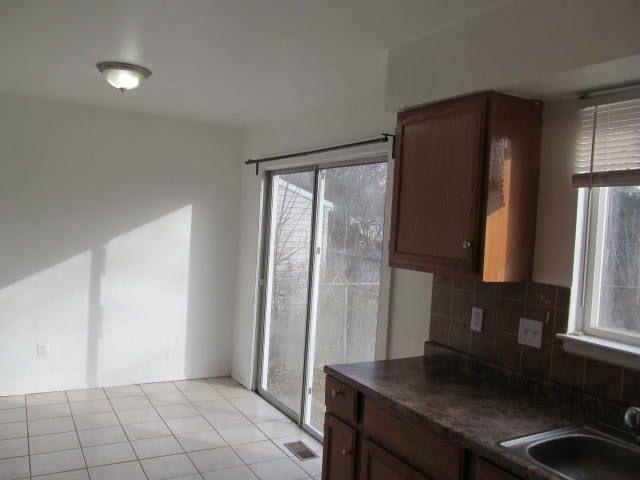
<box><xmin>360</xmin><ymin>439</ymin><xmax>429</xmax><ymax>480</ymax></box>
<box><xmin>322</xmin><ymin>414</ymin><xmax>357</xmax><ymax>480</ymax></box>
<box><xmin>475</xmin><ymin>458</ymin><xmax>522</xmax><ymax>480</ymax></box>
<box><xmin>364</xmin><ymin>398</ymin><xmax>463</xmax><ymax>480</ymax></box>
<box><xmin>390</xmin><ymin>94</ymin><xmax>487</xmax><ymax>274</ymax></box>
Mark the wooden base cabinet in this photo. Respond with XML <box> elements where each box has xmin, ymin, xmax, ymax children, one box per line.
<box><xmin>322</xmin><ymin>374</ymin><xmax>524</xmax><ymax>480</ymax></box>
<box><xmin>389</xmin><ymin>92</ymin><xmax>542</xmax><ymax>282</ymax></box>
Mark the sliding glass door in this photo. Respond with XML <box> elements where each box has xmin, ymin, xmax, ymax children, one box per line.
<box><xmin>259</xmin><ymin>170</ymin><xmax>315</xmax><ymax>417</ymax></box>
<box><xmin>258</xmin><ymin>159</ymin><xmax>388</xmax><ymax>437</ymax></box>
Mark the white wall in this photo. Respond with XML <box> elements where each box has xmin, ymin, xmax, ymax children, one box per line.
<box><xmin>533</xmin><ymin>100</ymin><xmax>580</xmax><ymax>287</ymax></box>
<box><xmin>386</xmin><ymin>268</ymin><xmax>432</xmax><ymax>359</ymax></box>
<box><xmin>232</xmin><ymin>86</ymin><xmax>432</xmax><ymax>387</ymax></box>
<box><xmin>0</xmin><ymin>93</ymin><xmax>243</xmax><ymax>395</ymax></box>
<box><xmin>386</xmin><ymin>0</ymin><xmax>640</xmax><ymax>111</ymax></box>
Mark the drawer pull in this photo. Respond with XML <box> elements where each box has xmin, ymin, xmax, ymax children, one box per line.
<box><xmin>341</xmin><ymin>448</ymin><xmax>351</xmax><ymax>457</ymax></box>
<box><xmin>330</xmin><ymin>389</ymin><xmax>343</xmax><ymax>398</ymax></box>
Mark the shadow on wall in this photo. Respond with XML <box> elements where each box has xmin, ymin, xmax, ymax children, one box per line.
<box><xmin>0</xmin><ymin>206</ymin><xmax>200</xmax><ymax>393</ymax></box>
<box><xmin>0</xmin><ymin>93</ymin><xmax>242</xmax><ymax>395</ymax></box>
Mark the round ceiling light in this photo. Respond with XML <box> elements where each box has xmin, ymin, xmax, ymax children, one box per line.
<box><xmin>96</xmin><ymin>61</ymin><xmax>151</xmax><ymax>92</ymax></box>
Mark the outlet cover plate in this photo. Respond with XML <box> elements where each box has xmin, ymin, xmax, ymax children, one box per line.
<box><xmin>470</xmin><ymin>307</ymin><xmax>483</xmax><ymax>332</ymax></box>
<box><xmin>37</xmin><ymin>343</ymin><xmax>50</xmax><ymax>358</ymax></box>
<box><xmin>518</xmin><ymin>318</ymin><xmax>543</xmax><ymax>349</ymax></box>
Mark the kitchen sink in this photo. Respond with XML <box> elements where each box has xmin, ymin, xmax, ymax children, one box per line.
<box><xmin>501</xmin><ymin>425</ymin><xmax>640</xmax><ymax>480</ymax></box>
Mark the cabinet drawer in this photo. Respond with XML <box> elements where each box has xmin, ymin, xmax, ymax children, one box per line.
<box><xmin>475</xmin><ymin>458</ymin><xmax>521</xmax><ymax>480</ymax></box>
<box><xmin>364</xmin><ymin>399</ymin><xmax>464</xmax><ymax>480</ymax></box>
<box><xmin>326</xmin><ymin>376</ymin><xmax>357</xmax><ymax>424</ymax></box>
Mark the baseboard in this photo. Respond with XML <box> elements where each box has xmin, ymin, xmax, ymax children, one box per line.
<box><xmin>1</xmin><ymin>369</ymin><xmax>233</xmax><ymax>396</ymax></box>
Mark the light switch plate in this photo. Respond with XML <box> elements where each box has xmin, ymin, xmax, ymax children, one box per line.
<box><xmin>518</xmin><ymin>318</ymin><xmax>543</xmax><ymax>348</ymax></box>
<box><xmin>470</xmin><ymin>307</ymin><xmax>483</xmax><ymax>332</ymax></box>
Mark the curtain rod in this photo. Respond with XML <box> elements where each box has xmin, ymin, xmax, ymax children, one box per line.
<box><xmin>580</xmin><ymin>81</ymin><xmax>640</xmax><ymax>99</ymax></box>
<box><xmin>245</xmin><ymin>133</ymin><xmax>395</xmax><ymax>174</ymax></box>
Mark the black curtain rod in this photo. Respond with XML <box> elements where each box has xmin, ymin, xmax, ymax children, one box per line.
<box><xmin>245</xmin><ymin>133</ymin><xmax>395</xmax><ymax>174</ymax></box>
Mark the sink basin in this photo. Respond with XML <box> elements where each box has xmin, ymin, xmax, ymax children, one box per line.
<box><xmin>501</xmin><ymin>425</ymin><xmax>640</xmax><ymax>480</ymax></box>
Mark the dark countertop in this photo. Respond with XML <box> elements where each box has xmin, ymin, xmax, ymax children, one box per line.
<box><xmin>325</xmin><ymin>354</ymin><xmax>592</xmax><ymax>480</ymax></box>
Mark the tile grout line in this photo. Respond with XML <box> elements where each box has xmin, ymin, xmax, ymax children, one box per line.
<box><xmin>184</xmin><ymin>386</ymin><xmax>238</xmax><ymax>480</ymax></box>
<box><xmin>4</xmin><ymin>380</ymin><xmax>316</xmax><ymax>480</ymax></box>
<box><xmin>101</xmin><ymin>387</ymin><xmax>151</xmax><ymax>480</ymax></box>
<box><xmin>174</xmin><ymin>383</ymin><xmax>235</xmax><ymax>479</ymax></box>
<box><xmin>63</xmin><ymin>389</ymin><xmax>89</xmax><ymax>480</ymax></box>
<box><xmin>220</xmin><ymin>388</ymin><xmax>318</xmax><ymax>477</ymax></box>
<box><xmin>3</xmin><ymin>406</ymin><xmax>166</xmax><ymax>459</ymax></box>
<box><xmin>24</xmin><ymin>394</ymin><xmax>31</xmax><ymax>480</ymax></box>
<box><xmin>168</xmin><ymin>381</ymin><xmax>299</xmax><ymax>478</ymax></box>
<box><xmin>137</xmin><ymin>382</ymin><xmax>204</xmax><ymax>479</ymax></box>
<box><xmin>191</xmin><ymin>383</ymin><xmax>292</xmax><ymax>472</ymax></box>
<box><xmin>194</xmin><ymin>386</ymin><xmax>252</xmax><ymax>441</ymax></box>
<box><xmin>11</xmin><ymin>387</ymin><xmax>243</xmax><ymax>474</ymax></box>
<box><xmin>23</xmin><ymin>390</ymin><xmax>176</xmax><ymax>478</ymax></box>
<box><xmin>7</xmin><ymin>394</ymin><xmax>99</xmax><ymax>479</ymax></box>
<box><xmin>0</xmin><ymin>407</ymin><xmax>77</xmax><ymax>462</ymax></box>
<box><xmin>175</xmin><ymin>382</ymin><xmax>257</xmax><ymax>474</ymax></box>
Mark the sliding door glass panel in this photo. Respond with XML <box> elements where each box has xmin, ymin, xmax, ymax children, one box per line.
<box><xmin>260</xmin><ymin>171</ymin><xmax>315</xmax><ymax>416</ymax></box>
<box><xmin>304</xmin><ymin>162</ymin><xmax>388</xmax><ymax>433</ymax></box>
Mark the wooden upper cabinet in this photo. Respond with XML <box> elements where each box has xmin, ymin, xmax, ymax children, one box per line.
<box><xmin>389</xmin><ymin>92</ymin><xmax>542</xmax><ymax>282</ymax></box>
<box><xmin>390</xmin><ymin>94</ymin><xmax>486</xmax><ymax>275</ymax></box>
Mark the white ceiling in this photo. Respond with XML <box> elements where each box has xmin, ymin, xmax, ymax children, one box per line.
<box><xmin>0</xmin><ymin>0</ymin><xmax>511</xmax><ymax>127</ymax></box>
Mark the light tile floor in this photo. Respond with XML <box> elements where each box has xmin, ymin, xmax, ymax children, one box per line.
<box><xmin>0</xmin><ymin>378</ymin><xmax>323</xmax><ymax>480</ymax></box>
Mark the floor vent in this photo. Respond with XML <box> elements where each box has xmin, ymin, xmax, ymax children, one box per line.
<box><xmin>284</xmin><ymin>441</ymin><xmax>318</xmax><ymax>460</ymax></box>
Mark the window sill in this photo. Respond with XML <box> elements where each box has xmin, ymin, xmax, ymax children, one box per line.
<box><xmin>557</xmin><ymin>333</ymin><xmax>640</xmax><ymax>369</ymax></box>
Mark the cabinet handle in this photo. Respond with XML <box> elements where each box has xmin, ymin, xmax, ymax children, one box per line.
<box><xmin>341</xmin><ymin>448</ymin><xmax>351</xmax><ymax>457</ymax></box>
<box><xmin>330</xmin><ymin>389</ymin><xmax>343</xmax><ymax>398</ymax></box>
<box><xmin>462</xmin><ymin>241</ymin><xmax>472</xmax><ymax>249</ymax></box>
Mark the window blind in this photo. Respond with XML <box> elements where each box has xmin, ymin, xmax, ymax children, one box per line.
<box><xmin>573</xmin><ymin>97</ymin><xmax>640</xmax><ymax>187</ymax></box>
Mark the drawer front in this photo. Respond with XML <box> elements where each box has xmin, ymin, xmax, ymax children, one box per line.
<box><xmin>364</xmin><ymin>399</ymin><xmax>464</xmax><ymax>480</ymax></box>
<box><xmin>325</xmin><ymin>376</ymin><xmax>357</xmax><ymax>424</ymax></box>
<box><xmin>475</xmin><ymin>458</ymin><xmax>521</xmax><ymax>480</ymax></box>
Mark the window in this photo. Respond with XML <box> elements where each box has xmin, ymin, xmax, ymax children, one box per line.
<box><xmin>579</xmin><ymin>186</ymin><xmax>640</xmax><ymax>345</ymax></box>
<box><xmin>567</xmin><ymin>95</ymin><xmax>640</xmax><ymax>364</ymax></box>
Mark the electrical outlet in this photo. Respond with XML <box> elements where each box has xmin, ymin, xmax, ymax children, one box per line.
<box><xmin>518</xmin><ymin>318</ymin><xmax>543</xmax><ymax>348</ymax></box>
<box><xmin>37</xmin><ymin>343</ymin><xmax>50</xmax><ymax>358</ymax></box>
<box><xmin>470</xmin><ymin>307</ymin><xmax>483</xmax><ymax>332</ymax></box>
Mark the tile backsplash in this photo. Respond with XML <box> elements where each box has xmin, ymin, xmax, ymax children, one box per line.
<box><xmin>429</xmin><ymin>273</ymin><xmax>640</xmax><ymax>405</ymax></box>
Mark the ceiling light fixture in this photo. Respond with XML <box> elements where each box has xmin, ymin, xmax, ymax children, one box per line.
<box><xmin>96</xmin><ymin>61</ymin><xmax>151</xmax><ymax>92</ymax></box>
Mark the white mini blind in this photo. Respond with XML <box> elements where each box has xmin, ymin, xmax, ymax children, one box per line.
<box><xmin>573</xmin><ymin>97</ymin><xmax>640</xmax><ymax>187</ymax></box>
